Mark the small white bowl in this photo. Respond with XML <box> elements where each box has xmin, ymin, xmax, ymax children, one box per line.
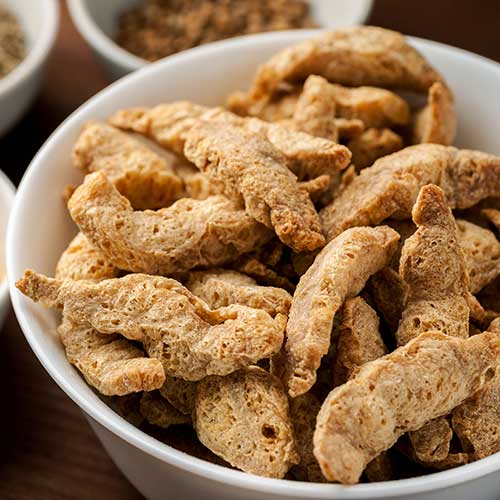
<box><xmin>67</xmin><ymin>0</ymin><xmax>373</xmax><ymax>80</ymax></box>
<box><xmin>0</xmin><ymin>170</ymin><xmax>15</xmax><ymax>328</ymax></box>
<box><xmin>0</xmin><ymin>0</ymin><xmax>59</xmax><ymax>136</ymax></box>
<box><xmin>8</xmin><ymin>30</ymin><xmax>500</xmax><ymax>500</ymax></box>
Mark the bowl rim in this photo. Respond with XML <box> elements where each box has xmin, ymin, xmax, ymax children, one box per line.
<box><xmin>0</xmin><ymin>0</ymin><xmax>59</xmax><ymax>95</ymax></box>
<box><xmin>8</xmin><ymin>30</ymin><xmax>500</xmax><ymax>498</ymax></box>
<box><xmin>0</xmin><ymin>170</ymin><xmax>15</xmax><ymax>299</ymax></box>
<box><xmin>66</xmin><ymin>0</ymin><xmax>374</xmax><ymax>74</ymax></box>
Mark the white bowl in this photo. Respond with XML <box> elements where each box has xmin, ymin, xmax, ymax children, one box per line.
<box><xmin>7</xmin><ymin>30</ymin><xmax>500</xmax><ymax>500</ymax></box>
<box><xmin>67</xmin><ymin>0</ymin><xmax>373</xmax><ymax>80</ymax></box>
<box><xmin>0</xmin><ymin>170</ymin><xmax>15</xmax><ymax>327</ymax></box>
<box><xmin>0</xmin><ymin>0</ymin><xmax>59</xmax><ymax>136</ymax></box>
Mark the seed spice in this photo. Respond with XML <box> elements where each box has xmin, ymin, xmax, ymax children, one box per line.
<box><xmin>0</xmin><ymin>6</ymin><xmax>25</xmax><ymax>78</ymax></box>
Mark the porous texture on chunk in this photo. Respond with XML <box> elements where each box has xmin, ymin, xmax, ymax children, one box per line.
<box><xmin>273</xmin><ymin>226</ymin><xmax>399</xmax><ymax>398</ymax></box>
<box><xmin>16</xmin><ymin>271</ymin><xmax>286</xmax><ymax>381</ymax></box>
<box><xmin>292</xmin><ymin>75</ymin><xmax>338</xmax><ymax>141</ymax></box>
<box><xmin>332</xmin><ymin>297</ymin><xmax>388</xmax><ymax>387</ymax></box>
<box><xmin>396</xmin><ymin>185</ymin><xmax>470</xmax><ymax>346</ymax></box>
<box><xmin>320</xmin><ymin>144</ymin><xmax>500</xmax><ymax>241</ymax></box>
<box><xmin>58</xmin><ymin>316</ymin><xmax>165</xmax><ymax>396</ymax></box>
<box><xmin>159</xmin><ymin>376</ymin><xmax>196</xmax><ymax>415</ymax></box>
<box><xmin>183</xmin><ymin>121</ymin><xmax>325</xmax><ymax>252</ymax></box>
<box><xmin>313</xmin><ymin>331</ymin><xmax>500</xmax><ymax>484</ymax></box>
<box><xmin>347</xmin><ymin>128</ymin><xmax>404</xmax><ymax>170</ymax></box>
<box><xmin>186</xmin><ymin>269</ymin><xmax>292</xmax><ymax>317</ymax></box>
<box><xmin>193</xmin><ymin>366</ymin><xmax>299</xmax><ymax>478</ymax></box>
<box><xmin>234</xmin><ymin>26</ymin><xmax>445</xmax><ymax>107</ymax></box>
<box><xmin>456</xmin><ymin>219</ymin><xmax>500</xmax><ymax>294</ymax></box>
<box><xmin>289</xmin><ymin>393</ymin><xmax>325</xmax><ymax>482</ymax></box>
<box><xmin>72</xmin><ymin>121</ymin><xmax>183</xmax><ymax>209</ymax></box>
<box><xmin>110</xmin><ymin>101</ymin><xmax>351</xmax><ymax>183</ymax></box>
<box><xmin>55</xmin><ymin>232</ymin><xmax>119</xmax><ymax>281</ymax></box>
<box><xmin>68</xmin><ymin>171</ymin><xmax>272</xmax><ymax>275</ymax></box>
<box><xmin>412</xmin><ymin>82</ymin><xmax>456</xmax><ymax>146</ymax></box>
<box><xmin>140</xmin><ymin>391</ymin><xmax>191</xmax><ymax>428</ymax></box>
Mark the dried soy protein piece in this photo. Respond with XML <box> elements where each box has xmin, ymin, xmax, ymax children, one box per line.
<box><xmin>159</xmin><ymin>376</ymin><xmax>196</xmax><ymax>415</ymax></box>
<box><xmin>68</xmin><ymin>171</ymin><xmax>272</xmax><ymax>275</ymax></box>
<box><xmin>412</xmin><ymin>82</ymin><xmax>456</xmax><ymax>146</ymax></box>
<box><xmin>313</xmin><ymin>331</ymin><xmax>500</xmax><ymax>484</ymax></box>
<box><xmin>320</xmin><ymin>144</ymin><xmax>500</xmax><ymax>241</ymax></box>
<box><xmin>193</xmin><ymin>366</ymin><xmax>298</xmax><ymax>478</ymax></box>
<box><xmin>289</xmin><ymin>392</ymin><xmax>325</xmax><ymax>482</ymax></box>
<box><xmin>72</xmin><ymin>121</ymin><xmax>184</xmax><ymax>209</ymax></box>
<box><xmin>396</xmin><ymin>185</ymin><xmax>470</xmax><ymax>346</ymax></box>
<box><xmin>140</xmin><ymin>391</ymin><xmax>191</xmax><ymax>428</ymax></box>
<box><xmin>186</xmin><ymin>269</ymin><xmax>291</xmax><ymax>317</ymax></box>
<box><xmin>55</xmin><ymin>232</ymin><xmax>119</xmax><ymax>281</ymax></box>
<box><xmin>183</xmin><ymin>121</ymin><xmax>325</xmax><ymax>252</ymax></box>
<box><xmin>456</xmin><ymin>219</ymin><xmax>500</xmax><ymax>294</ymax></box>
<box><xmin>16</xmin><ymin>271</ymin><xmax>285</xmax><ymax>381</ymax></box>
<box><xmin>332</xmin><ymin>297</ymin><xmax>388</xmax><ymax>387</ymax></box>
<box><xmin>273</xmin><ymin>226</ymin><xmax>399</xmax><ymax>398</ymax></box>
<box><xmin>347</xmin><ymin>128</ymin><xmax>403</xmax><ymax>170</ymax></box>
<box><xmin>292</xmin><ymin>75</ymin><xmax>338</xmax><ymax>141</ymax></box>
<box><xmin>58</xmin><ymin>316</ymin><xmax>165</xmax><ymax>396</ymax></box>
<box><xmin>236</xmin><ymin>26</ymin><xmax>446</xmax><ymax>106</ymax></box>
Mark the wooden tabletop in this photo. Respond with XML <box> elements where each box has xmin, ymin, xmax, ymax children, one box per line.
<box><xmin>1</xmin><ymin>2</ymin><xmax>499</xmax><ymax>499</ymax></box>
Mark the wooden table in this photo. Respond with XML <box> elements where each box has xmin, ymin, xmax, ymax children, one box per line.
<box><xmin>1</xmin><ymin>2</ymin><xmax>499</xmax><ymax>499</ymax></box>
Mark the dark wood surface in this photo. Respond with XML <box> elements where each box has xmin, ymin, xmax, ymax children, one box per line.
<box><xmin>1</xmin><ymin>2</ymin><xmax>499</xmax><ymax>499</ymax></box>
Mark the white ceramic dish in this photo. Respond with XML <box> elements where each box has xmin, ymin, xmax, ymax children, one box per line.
<box><xmin>0</xmin><ymin>169</ymin><xmax>15</xmax><ymax>328</ymax></box>
<box><xmin>67</xmin><ymin>0</ymin><xmax>374</xmax><ymax>79</ymax></box>
<box><xmin>0</xmin><ymin>0</ymin><xmax>59</xmax><ymax>136</ymax></box>
<box><xmin>7</xmin><ymin>30</ymin><xmax>500</xmax><ymax>500</ymax></box>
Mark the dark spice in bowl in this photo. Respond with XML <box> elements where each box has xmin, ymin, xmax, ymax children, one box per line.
<box><xmin>115</xmin><ymin>0</ymin><xmax>316</xmax><ymax>62</ymax></box>
<box><xmin>0</xmin><ymin>5</ymin><xmax>25</xmax><ymax>78</ymax></box>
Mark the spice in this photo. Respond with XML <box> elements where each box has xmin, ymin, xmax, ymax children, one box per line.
<box><xmin>0</xmin><ymin>6</ymin><xmax>25</xmax><ymax>78</ymax></box>
<box><xmin>115</xmin><ymin>0</ymin><xmax>316</xmax><ymax>62</ymax></box>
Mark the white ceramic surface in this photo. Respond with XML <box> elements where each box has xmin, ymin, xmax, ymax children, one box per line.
<box><xmin>67</xmin><ymin>0</ymin><xmax>373</xmax><ymax>79</ymax></box>
<box><xmin>7</xmin><ymin>30</ymin><xmax>500</xmax><ymax>500</ymax></box>
<box><xmin>0</xmin><ymin>0</ymin><xmax>59</xmax><ymax>136</ymax></box>
<box><xmin>0</xmin><ymin>169</ymin><xmax>15</xmax><ymax>328</ymax></box>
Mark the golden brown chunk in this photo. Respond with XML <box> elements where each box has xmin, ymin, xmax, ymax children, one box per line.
<box><xmin>140</xmin><ymin>391</ymin><xmax>190</xmax><ymax>428</ymax></box>
<box><xmin>456</xmin><ymin>219</ymin><xmax>500</xmax><ymax>294</ymax></box>
<box><xmin>273</xmin><ymin>226</ymin><xmax>399</xmax><ymax>398</ymax></box>
<box><xmin>412</xmin><ymin>82</ymin><xmax>456</xmax><ymax>146</ymax></box>
<box><xmin>325</xmin><ymin>82</ymin><xmax>410</xmax><ymax>128</ymax></box>
<box><xmin>58</xmin><ymin>316</ymin><xmax>165</xmax><ymax>396</ymax></box>
<box><xmin>292</xmin><ymin>75</ymin><xmax>337</xmax><ymax>141</ymax></box>
<box><xmin>347</xmin><ymin>128</ymin><xmax>404</xmax><ymax>170</ymax></box>
<box><xmin>289</xmin><ymin>393</ymin><xmax>325</xmax><ymax>482</ymax></box>
<box><xmin>186</xmin><ymin>269</ymin><xmax>292</xmax><ymax>317</ymax></box>
<box><xmin>367</xmin><ymin>268</ymin><xmax>406</xmax><ymax>334</ymax></box>
<box><xmin>110</xmin><ymin>101</ymin><xmax>351</xmax><ymax>182</ymax></box>
<box><xmin>408</xmin><ymin>418</ymin><xmax>454</xmax><ymax>464</ymax></box>
<box><xmin>483</xmin><ymin>208</ymin><xmax>500</xmax><ymax>230</ymax></box>
<box><xmin>364</xmin><ymin>453</ymin><xmax>395</xmax><ymax>483</ymax></box>
<box><xmin>72</xmin><ymin>122</ymin><xmax>183</xmax><ymax>209</ymax></box>
<box><xmin>396</xmin><ymin>185</ymin><xmax>470</xmax><ymax>346</ymax></box>
<box><xmin>55</xmin><ymin>232</ymin><xmax>119</xmax><ymax>281</ymax></box>
<box><xmin>194</xmin><ymin>366</ymin><xmax>298</xmax><ymax>478</ymax></box>
<box><xmin>332</xmin><ymin>297</ymin><xmax>388</xmax><ymax>387</ymax></box>
<box><xmin>335</xmin><ymin>118</ymin><xmax>365</xmax><ymax>140</ymax></box>
<box><xmin>159</xmin><ymin>376</ymin><xmax>196</xmax><ymax>415</ymax></box>
<box><xmin>314</xmin><ymin>331</ymin><xmax>500</xmax><ymax>484</ymax></box>
<box><xmin>16</xmin><ymin>271</ymin><xmax>285</xmax><ymax>381</ymax></box>
<box><xmin>183</xmin><ymin>121</ymin><xmax>324</xmax><ymax>252</ymax></box>
<box><xmin>320</xmin><ymin>145</ymin><xmax>500</xmax><ymax>241</ymax></box>
<box><xmin>237</xmin><ymin>27</ymin><xmax>444</xmax><ymax>106</ymax></box>
<box><xmin>68</xmin><ymin>172</ymin><xmax>272</xmax><ymax>275</ymax></box>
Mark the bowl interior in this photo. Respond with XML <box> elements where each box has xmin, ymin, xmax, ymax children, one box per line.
<box><xmin>7</xmin><ymin>31</ymin><xmax>500</xmax><ymax>497</ymax></box>
<box><xmin>2</xmin><ymin>0</ymin><xmax>47</xmax><ymax>51</ymax></box>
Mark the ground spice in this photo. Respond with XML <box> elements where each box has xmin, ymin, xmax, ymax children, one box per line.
<box><xmin>0</xmin><ymin>6</ymin><xmax>25</xmax><ymax>78</ymax></box>
<box><xmin>115</xmin><ymin>0</ymin><xmax>316</xmax><ymax>62</ymax></box>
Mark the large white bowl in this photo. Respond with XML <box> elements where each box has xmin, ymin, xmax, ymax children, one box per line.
<box><xmin>7</xmin><ymin>30</ymin><xmax>500</xmax><ymax>500</ymax></box>
<box><xmin>67</xmin><ymin>0</ymin><xmax>373</xmax><ymax>80</ymax></box>
<box><xmin>0</xmin><ymin>0</ymin><xmax>59</xmax><ymax>136</ymax></box>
